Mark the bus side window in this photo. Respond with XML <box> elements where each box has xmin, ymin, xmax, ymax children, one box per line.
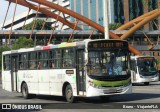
<box><xmin>62</xmin><ymin>49</ymin><xmax>74</xmax><ymax>68</ymax></box>
<box><xmin>37</xmin><ymin>61</ymin><xmax>42</xmax><ymax>69</ymax></box>
<box><xmin>28</xmin><ymin>52</ymin><xmax>37</xmax><ymax>70</ymax></box>
<box><xmin>29</xmin><ymin>62</ymin><xmax>36</xmax><ymax>69</ymax></box>
<box><xmin>55</xmin><ymin>50</ymin><xmax>61</xmax><ymax>68</ymax></box>
<box><xmin>4</xmin><ymin>55</ymin><xmax>10</xmax><ymax>70</ymax></box>
<box><xmin>131</xmin><ymin>60</ymin><xmax>136</xmax><ymax>72</ymax></box>
<box><xmin>19</xmin><ymin>62</ymin><xmax>23</xmax><ymax>70</ymax></box>
<box><xmin>49</xmin><ymin>61</ymin><xmax>55</xmax><ymax>69</ymax></box>
<box><xmin>49</xmin><ymin>50</ymin><xmax>55</xmax><ymax>69</ymax></box>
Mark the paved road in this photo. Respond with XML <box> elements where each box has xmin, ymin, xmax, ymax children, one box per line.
<box><xmin>0</xmin><ymin>82</ymin><xmax>160</xmax><ymax>112</ymax></box>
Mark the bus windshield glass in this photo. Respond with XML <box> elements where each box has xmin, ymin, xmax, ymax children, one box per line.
<box><xmin>87</xmin><ymin>50</ymin><xmax>129</xmax><ymax>76</ymax></box>
<box><xmin>137</xmin><ymin>57</ymin><xmax>157</xmax><ymax>75</ymax></box>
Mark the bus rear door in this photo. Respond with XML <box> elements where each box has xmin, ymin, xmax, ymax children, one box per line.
<box><xmin>76</xmin><ymin>49</ymin><xmax>86</xmax><ymax>96</ymax></box>
<box><xmin>11</xmin><ymin>55</ymin><xmax>18</xmax><ymax>91</ymax></box>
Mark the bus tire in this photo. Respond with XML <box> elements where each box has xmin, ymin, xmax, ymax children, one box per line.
<box><xmin>65</xmin><ymin>84</ymin><xmax>75</xmax><ymax>103</ymax></box>
<box><xmin>22</xmin><ymin>83</ymin><xmax>32</xmax><ymax>99</ymax></box>
<box><xmin>144</xmin><ymin>82</ymin><xmax>149</xmax><ymax>85</ymax></box>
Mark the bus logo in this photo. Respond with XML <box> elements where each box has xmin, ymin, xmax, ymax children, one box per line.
<box><xmin>2</xmin><ymin>104</ymin><xmax>11</xmax><ymax>109</ymax></box>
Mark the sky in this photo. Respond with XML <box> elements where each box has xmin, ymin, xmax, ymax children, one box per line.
<box><xmin>0</xmin><ymin>0</ymin><xmax>27</xmax><ymax>23</ymax></box>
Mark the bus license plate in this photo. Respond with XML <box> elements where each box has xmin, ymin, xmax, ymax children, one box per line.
<box><xmin>104</xmin><ymin>89</ymin><xmax>117</xmax><ymax>93</ymax></box>
<box><xmin>149</xmin><ymin>78</ymin><xmax>154</xmax><ymax>81</ymax></box>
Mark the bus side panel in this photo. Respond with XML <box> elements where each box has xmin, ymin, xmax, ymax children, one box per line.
<box><xmin>65</xmin><ymin>69</ymin><xmax>77</xmax><ymax>96</ymax></box>
<box><xmin>38</xmin><ymin>70</ymin><xmax>50</xmax><ymax>95</ymax></box>
<box><xmin>17</xmin><ymin>71</ymin><xmax>22</xmax><ymax>92</ymax></box>
<box><xmin>18</xmin><ymin>70</ymin><xmax>39</xmax><ymax>94</ymax></box>
<box><xmin>17</xmin><ymin>71</ymin><xmax>30</xmax><ymax>93</ymax></box>
<box><xmin>49</xmin><ymin>69</ymin><xmax>64</xmax><ymax>96</ymax></box>
<box><xmin>28</xmin><ymin>70</ymin><xmax>39</xmax><ymax>94</ymax></box>
<box><xmin>2</xmin><ymin>71</ymin><xmax>12</xmax><ymax>92</ymax></box>
<box><xmin>49</xmin><ymin>69</ymin><xmax>77</xmax><ymax>96</ymax></box>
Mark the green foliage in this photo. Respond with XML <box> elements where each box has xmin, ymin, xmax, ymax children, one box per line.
<box><xmin>61</xmin><ymin>38</ymin><xmax>68</xmax><ymax>42</ymax></box>
<box><xmin>23</xmin><ymin>19</ymin><xmax>51</xmax><ymax>30</ymax></box>
<box><xmin>109</xmin><ymin>23</ymin><xmax>122</xmax><ymax>30</ymax></box>
<box><xmin>0</xmin><ymin>46</ymin><xmax>11</xmax><ymax>71</ymax></box>
<box><xmin>156</xmin><ymin>59</ymin><xmax>160</xmax><ymax>70</ymax></box>
<box><xmin>12</xmin><ymin>37</ymin><xmax>34</xmax><ymax>50</ymax></box>
<box><xmin>142</xmin><ymin>0</ymin><xmax>148</xmax><ymax>6</ymax></box>
<box><xmin>157</xmin><ymin>59</ymin><xmax>160</xmax><ymax>64</ymax></box>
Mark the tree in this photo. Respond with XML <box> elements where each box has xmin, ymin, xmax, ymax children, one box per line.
<box><xmin>12</xmin><ymin>37</ymin><xmax>34</xmax><ymax>50</ymax></box>
<box><xmin>156</xmin><ymin>59</ymin><xmax>160</xmax><ymax>70</ymax></box>
<box><xmin>109</xmin><ymin>23</ymin><xmax>122</xmax><ymax>30</ymax></box>
<box><xmin>23</xmin><ymin>19</ymin><xmax>51</xmax><ymax>30</ymax></box>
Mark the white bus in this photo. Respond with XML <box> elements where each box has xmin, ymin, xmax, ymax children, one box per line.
<box><xmin>2</xmin><ymin>39</ymin><xmax>132</xmax><ymax>103</ymax></box>
<box><xmin>130</xmin><ymin>56</ymin><xmax>159</xmax><ymax>85</ymax></box>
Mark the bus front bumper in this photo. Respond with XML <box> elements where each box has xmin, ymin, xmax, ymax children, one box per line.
<box><xmin>86</xmin><ymin>84</ymin><xmax>132</xmax><ymax>97</ymax></box>
<box><xmin>136</xmin><ymin>74</ymin><xmax>159</xmax><ymax>83</ymax></box>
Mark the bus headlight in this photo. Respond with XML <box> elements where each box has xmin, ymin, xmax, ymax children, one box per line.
<box><xmin>140</xmin><ymin>75</ymin><xmax>144</xmax><ymax>78</ymax></box>
<box><xmin>88</xmin><ymin>80</ymin><xmax>101</xmax><ymax>88</ymax></box>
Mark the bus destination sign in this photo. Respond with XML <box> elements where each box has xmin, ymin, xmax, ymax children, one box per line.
<box><xmin>88</xmin><ymin>41</ymin><xmax>128</xmax><ymax>49</ymax></box>
<box><xmin>138</xmin><ymin>57</ymin><xmax>154</xmax><ymax>61</ymax></box>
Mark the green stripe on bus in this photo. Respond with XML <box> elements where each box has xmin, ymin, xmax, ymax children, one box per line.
<box><xmin>93</xmin><ymin>78</ymin><xmax>131</xmax><ymax>87</ymax></box>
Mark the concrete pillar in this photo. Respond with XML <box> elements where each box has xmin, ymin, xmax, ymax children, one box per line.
<box><xmin>124</xmin><ymin>0</ymin><xmax>129</xmax><ymax>23</ymax></box>
<box><xmin>88</xmin><ymin>0</ymin><xmax>91</xmax><ymax>19</ymax></box>
<box><xmin>108</xmin><ymin>0</ymin><xmax>115</xmax><ymax>24</ymax></box>
<box><xmin>88</xmin><ymin>0</ymin><xmax>91</xmax><ymax>29</ymax></box>
<box><xmin>81</xmin><ymin>0</ymin><xmax>84</xmax><ymax>29</ymax></box>
<box><xmin>96</xmin><ymin>0</ymin><xmax>99</xmax><ymax>24</ymax></box>
<box><xmin>143</xmin><ymin>0</ymin><xmax>149</xmax><ymax>30</ymax></box>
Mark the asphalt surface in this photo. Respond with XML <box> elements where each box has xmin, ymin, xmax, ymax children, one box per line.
<box><xmin>0</xmin><ymin>82</ymin><xmax>160</xmax><ymax>112</ymax></box>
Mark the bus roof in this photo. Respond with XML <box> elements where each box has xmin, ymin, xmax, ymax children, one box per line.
<box><xmin>2</xmin><ymin>39</ymin><xmax>127</xmax><ymax>55</ymax></box>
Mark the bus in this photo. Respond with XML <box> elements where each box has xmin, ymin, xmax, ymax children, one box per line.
<box><xmin>130</xmin><ymin>56</ymin><xmax>159</xmax><ymax>85</ymax></box>
<box><xmin>2</xmin><ymin>39</ymin><xmax>132</xmax><ymax>103</ymax></box>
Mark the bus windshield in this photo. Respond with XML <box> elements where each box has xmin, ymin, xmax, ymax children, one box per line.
<box><xmin>87</xmin><ymin>50</ymin><xmax>129</xmax><ymax>76</ymax></box>
<box><xmin>137</xmin><ymin>57</ymin><xmax>157</xmax><ymax>75</ymax></box>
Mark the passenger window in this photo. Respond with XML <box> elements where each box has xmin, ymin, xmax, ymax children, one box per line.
<box><xmin>37</xmin><ymin>51</ymin><xmax>49</xmax><ymax>69</ymax></box>
<box><xmin>28</xmin><ymin>52</ymin><xmax>37</xmax><ymax>70</ymax></box>
<box><xmin>4</xmin><ymin>55</ymin><xmax>10</xmax><ymax>70</ymax></box>
<box><xmin>62</xmin><ymin>49</ymin><xmax>74</xmax><ymax>68</ymax></box>
<box><xmin>49</xmin><ymin>50</ymin><xmax>55</xmax><ymax>69</ymax></box>
<box><xmin>19</xmin><ymin>54</ymin><xmax>28</xmax><ymax>70</ymax></box>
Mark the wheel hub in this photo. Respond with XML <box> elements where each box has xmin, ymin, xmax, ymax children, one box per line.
<box><xmin>67</xmin><ymin>89</ymin><xmax>72</xmax><ymax>99</ymax></box>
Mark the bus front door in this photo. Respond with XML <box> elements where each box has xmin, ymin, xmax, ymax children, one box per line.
<box><xmin>76</xmin><ymin>50</ymin><xmax>86</xmax><ymax>95</ymax></box>
<box><xmin>11</xmin><ymin>55</ymin><xmax>18</xmax><ymax>91</ymax></box>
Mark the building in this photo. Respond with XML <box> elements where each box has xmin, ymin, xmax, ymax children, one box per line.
<box><xmin>0</xmin><ymin>0</ymin><xmax>71</xmax><ymax>30</ymax></box>
<box><xmin>114</xmin><ymin>0</ymin><xmax>160</xmax><ymax>30</ymax></box>
<box><xmin>2</xmin><ymin>0</ymin><xmax>160</xmax><ymax>30</ymax></box>
<box><xmin>69</xmin><ymin>0</ymin><xmax>160</xmax><ymax>30</ymax></box>
<box><xmin>1</xmin><ymin>10</ymin><xmax>52</xmax><ymax>30</ymax></box>
<box><xmin>69</xmin><ymin>0</ymin><xmax>114</xmax><ymax>29</ymax></box>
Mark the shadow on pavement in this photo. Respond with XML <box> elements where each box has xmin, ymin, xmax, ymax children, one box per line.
<box><xmin>132</xmin><ymin>82</ymin><xmax>160</xmax><ymax>86</ymax></box>
<box><xmin>14</xmin><ymin>92</ymin><xmax>160</xmax><ymax>104</ymax></box>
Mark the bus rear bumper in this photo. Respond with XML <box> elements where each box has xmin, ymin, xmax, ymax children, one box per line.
<box><xmin>86</xmin><ymin>84</ymin><xmax>132</xmax><ymax>97</ymax></box>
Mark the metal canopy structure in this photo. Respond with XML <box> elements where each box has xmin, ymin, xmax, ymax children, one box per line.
<box><xmin>2</xmin><ymin>0</ymin><xmax>160</xmax><ymax>55</ymax></box>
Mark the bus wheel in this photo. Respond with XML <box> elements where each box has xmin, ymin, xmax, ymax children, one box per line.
<box><xmin>65</xmin><ymin>85</ymin><xmax>75</xmax><ymax>103</ymax></box>
<box><xmin>144</xmin><ymin>82</ymin><xmax>149</xmax><ymax>85</ymax></box>
<box><xmin>22</xmin><ymin>83</ymin><xmax>31</xmax><ymax>99</ymax></box>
